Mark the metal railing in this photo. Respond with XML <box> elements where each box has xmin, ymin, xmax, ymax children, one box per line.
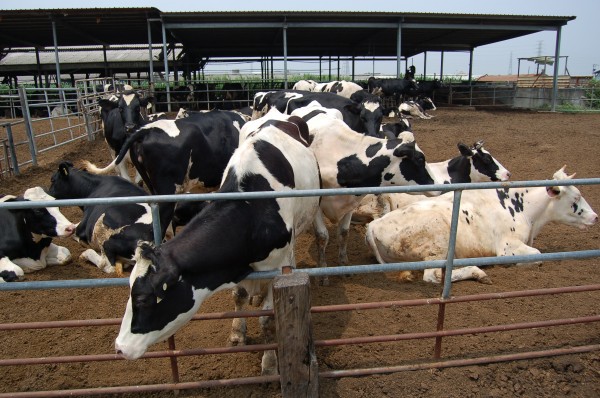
<box><xmin>0</xmin><ymin>177</ymin><xmax>599</xmax><ymax>396</ymax></box>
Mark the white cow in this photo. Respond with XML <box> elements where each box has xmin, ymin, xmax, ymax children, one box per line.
<box><xmin>366</xmin><ymin>166</ymin><xmax>598</xmax><ymax>284</ymax></box>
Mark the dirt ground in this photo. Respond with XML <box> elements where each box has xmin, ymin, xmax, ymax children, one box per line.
<box><xmin>1</xmin><ymin>107</ymin><xmax>600</xmax><ymax>398</ymax></box>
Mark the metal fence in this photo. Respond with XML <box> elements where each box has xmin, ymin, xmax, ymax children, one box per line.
<box><xmin>0</xmin><ymin>178</ymin><xmax>599</xmax><ymax>397</ymax></box>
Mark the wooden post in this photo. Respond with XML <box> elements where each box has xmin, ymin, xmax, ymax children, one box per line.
<box><xmin>273</xmin><ymin>272</ymin><xmax>319</xmax><ymax>397</ymax></box>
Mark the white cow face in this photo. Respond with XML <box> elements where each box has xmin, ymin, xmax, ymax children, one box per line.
<box><xmin>547</xmin><ymin>167</ymin><xmax>598</xmax><ymax>229</ymax></box>
<box><xmin>23</xmin><ymin>187</ymin><xmax>75</xmax><ymax>238</ymax></box>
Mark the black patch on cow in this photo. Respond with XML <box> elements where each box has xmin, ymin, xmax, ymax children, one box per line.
<box><xmin>462</xmin><ymin>210</ymin><xmax>470</xmax><ymax>225</ymax></box>
<box><xmin>496</xmin><ymin>189</ymin><xmax>510</xmax><ymax>209</ymax></box>
<box><xmin>384</xmin><ymin>173</ymin><xmax>394</xmax><ymax>181</ymax></box>
<box><xmin>472</xmin><ymin>150</ymin><xmax>500</xmax><ymax>181</ymax></box>
<box><xmin>366</xmin><ymin>143</ymin><xmax>382</xmax><ymax>158</ymax></box>
<box><xmin>336</xmin><ymin>154</ymin><xmax>391</xmax><ymax>187</ymax></box>
<box><xmin>511</xmin><ymin>192</ymin><xmax>524</xmax><ymax>213</ymax></box>
<box><xmin>253</xmin><ymin>139</ymin><xmax>295</xmax><ymax>188</ymax></box>
<box><xmin>0</xmin><ymin>269</ymin><xmax>19</xmax><ymax>282</ymax></box>
<box><xmin>573</xmin><ymin>202</ymin><xmax>580</xmax><ymax>214</ymax></box>
<box><xmin>300</xmin><ymin>109</ymin><xmax>325</xmax><ymax>123</ymax></box>
<box><xmin>447</xmin><ymin>156</ymin><xmax>472</xmax><ymax>184</ymax></box>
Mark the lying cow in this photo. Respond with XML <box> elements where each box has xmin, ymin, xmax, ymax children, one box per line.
<box><xmin>292</xmin><ymin>79</ymin><xmax>318</xmax><ymax>91</ymax></box>
<box><xmin>314</xmin><ymin>80</ymin><xmax>364</xmax><ymax>98</ymax></box>
<box><xmin>114</xmin><ymin>116</ymin><xmax>321</xmax><ymax>377</ymax></box>
<box><xmin>353</xmin><ymin>140</ymin><xmax>512</xmax><ymax>224</ymax></box>
<box><xmin>293</xmin><ymin>110</ymin><xmax>439</xmax><ymax>285</ymax></box>
<box><xmin>49</xmin><ymin>162</ymin><xmax>157</xmax><ymax>275</ymax></box>
<box><xmin>399</xmin><ymin>96</ymin><xmax>436</xmax><ymax>119</ymax></box>
<box><xmin>0</xmin><ymin>187</ymin><xmax>75</xmax><ymax>282</ymax></box>
<box><xmin>366</xmin><ymin>166</ymin><xmax>598</xmax><ymax>284</ymax></box>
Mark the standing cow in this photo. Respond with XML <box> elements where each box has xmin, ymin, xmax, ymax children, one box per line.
<box><xmin>114</xmin><ymin>116</ymin><xmax>320</xmax><ymax>377</ymax></box>
<box><xmin>0</xmin><ymin>187</ymin><xmax>75</xmax><ymax>282</ymax></box>
<box><xmin>292</xmin><ymin>110</ymin><xmax>439</xmax><ymax>285</ymax></box>
<box><xmin>82</xmin><ymin>110</ymin><xmax>246</xmax><ymax>231</ymax></box>
<box><xmin>366</xmin><ymin>166</ymin><xmax>598</xmax><ymax>284</ymax></box>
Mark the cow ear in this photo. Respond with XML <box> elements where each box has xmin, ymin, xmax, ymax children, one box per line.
<box><xmin>457</xmin><ymin>142</ymin><xmax>473</xmax><ymax>157</ymax></box>
<box><xmin>98</xmin><ymin>98</ymin><xmax>117</xmax><ymax>110</ymax></box>
<box><xmin>344</xmin><ymin>103</ymin><xmax>361</xmax><ymax>115</ymax></box>
<box><xmin>58</xmin><ymin>162</ymin><xmax>72</xmax><ymax>176</ymax></box>
<box><xmin>393</xmin><ymin>142</ymin><xmax>415</xmax><ymax>158</ymax></box>
<box><xmin>141</xmin><ymin>96</ymin><xmax>155</xmax><ymax>107</ymax></box>
<box><xmin>473</xmin><ymin>140</ymin><xmax>484</xmax><ymax>150</ymax></box>
<box><xmin>546</xmin><ymin>186</ymin><xmax>562</xmax><ymax>198</ymax></box>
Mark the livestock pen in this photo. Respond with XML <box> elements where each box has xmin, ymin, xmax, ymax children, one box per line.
<box><xmin>0</xmin><ymin>177</ymin><xmax>599</xmax><ymax>397</ymax></box>
<box><xmin>0</xmin><ymin>107</ymin><xmax>599</xmax><ymax>397</ymax></box>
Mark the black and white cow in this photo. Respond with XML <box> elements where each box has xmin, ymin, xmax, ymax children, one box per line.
<box><xmin>367</xmin><ymin>76</ymin><xmax>419</xmax><ymax>104</ymax></box>
<box><xmin>0</xmin><ymin>187</ymin><xmax>75</xmax><ymax>282</ymax></box>
<box><xmin>82</xmin><ymin>109</ymin><xmax>247</xmax><ymax>231</ymax></box>
<box><xmin>417</xmin><ymin>79</ymin><xmax>444</xmax><ymax>99</ymax></box>
<box><xmin>292</xmin><ymin>110</ymin><xmax>440</xmax><ymax>285</ymax></box>
<box><xmin>353</xmin><ymin>139</ymin><xmax>512</xmax><ymax>224</ymax></box>
<box><xmin>399</xmin><ymin>96</ymin><xmax>436</xmax><ymax>119</ymax></box>
<box><xmin>49</xmin><ymin>162</ymin><xmax>157</xmax><ymax>275</ymax></box>
<box><xmin>314</xmin><ymin>80</ymin><xmax>364</xmax><ymax>98</ymax></box>
<box><xmin>252</xmin><ymin>90</ymin><xmax>386</xmax><ymax>137</ymax></box>
<box><xmin>379</xmin><ymin>119</ymin><xmax>413</xmax><ymax>139</ymax></box>
<box><xmin>366</xmin><ymin>166</ymin><xmax>598</xmax><ymax>284</ymax></box>
<box><xmin>114</xmin><ymin>117</ymin><xmax>321</xmax><ymax>377</ymax></box>
<box><xmin>292</xmin><ymin>79</ymin><xmax>318</xmax><ymax>91</ymax></box>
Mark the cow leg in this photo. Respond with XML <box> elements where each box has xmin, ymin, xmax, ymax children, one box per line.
<box><xmin>80</xmin><ymin>249</ymin><xmax>115</xmax><ymax>273</ymax></box>
<box><xmin>12</xmin><ymin>253</ymin><xmax>47</xmax><ymax>273</ymax></box>
<box><xmin>44</xmin><ymin>243</ymin><xmax>72</xmax><ymax>266</ymax></box>
<box><xmin>229</xmin><ymin>284</ymin><xmax>249</xmax><ymax>346</ymax></box>
<box><xmin>505</xmin><ymin>241</ymin><xmax>542</xmax><ymax>266</ymax></box>
<box><xmin>337</xmin><ymin>211</ymin><xmax>353</xmax><ymax>267</ymax></box>
<box><xmin>423</xmin><ymin>267</ymin><xmax>491</xmax><ymax>284</ymax></box>
<box><xmin>0</xmin><ymin>257</ymin><xmax>25</xmax><ymax>281</ymax></box>
<box><xmin>313</xmin><ymin>209</ymin><xmax>330</xmax><ymax>286</ymax></box>
<box><xmin>259</xmin><ymin>284</ymin><xmax>278</xmax><ymax>376</ymax></box>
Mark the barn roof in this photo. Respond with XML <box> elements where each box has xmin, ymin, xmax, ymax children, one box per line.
<box><xmin>0</xmin><ymin>8</ymin><xmax>575</xmax><ymax>59</ymax></box>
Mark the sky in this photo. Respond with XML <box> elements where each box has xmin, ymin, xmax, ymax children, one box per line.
<box><xmin>4</xmin><ymin>1</ymin><xmax>598</xmax><ymax>78</ymax></box>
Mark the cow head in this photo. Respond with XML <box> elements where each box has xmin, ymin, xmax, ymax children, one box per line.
<box><xmin>21</xmin><ymin>186</ymin><xmax>76</xmax><ymax>238</ymax></box>
<box><xmin>118</xmin><ymin>86</ymin><xmax>155</xmax><ymax>133</ymax></box>
<box><xmin>458</xmin><ymin>141</ymin><xmax>511</xmax><ymax>182</ymax></box>
<box><xmin>545</xmin><ymin>166</ymin><xmax>598</xmax><ymax>230</ymax></box>
<box><xmin>345</xmin><ymin>99</ymin><xmax>384</xmax><ymax>137</ymax></box>
<box><xmin>115</xmin><ymin>243</ymin><xmax>230</xmax><ymax>360</ymax></box>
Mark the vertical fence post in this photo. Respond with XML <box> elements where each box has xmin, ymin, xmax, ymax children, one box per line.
<box><xmin>4</xmin><ymin>123</ymin><xmax>20</xmax><ymax>175</ymax></box>
<box><xmin>273</xmin><ymin>271</ymin><xmax>319</xmax><ymax>397</ymax></box>
<box><xmin>17</xmin><ymin>86</ymin><xmax>37</xmax><ymax>167</ymax></box>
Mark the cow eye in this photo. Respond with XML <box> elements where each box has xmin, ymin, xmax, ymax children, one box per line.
<box><xmin>134</xmin><ymin>294</ymin><xmax>156</xmax><ymax>308</ymax></box>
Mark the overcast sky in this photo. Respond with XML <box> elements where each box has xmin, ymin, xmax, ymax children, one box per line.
<box><xmin>5</xmin><ymin>0</ymin><xmax>598</xmax><ymax>77</ymax></box>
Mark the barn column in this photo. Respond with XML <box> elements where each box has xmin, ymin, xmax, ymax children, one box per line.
<box><xmin>283</xmin><ymin>22</ymin><xmax>288</xmax><ymax>89</ymax></box>
<box><xmin>550</xmin><ymin>26</ymin><xmax>562</xmax><ymax>112</ymax></box>
<box><xmin>161</xmin><ymin>20</ymin><xmax>172</xmax><ymax>112</ymax></box>
<box><xmin>273</xmin><ymin>271</ymin><xmax>319</xmax><ymax>397</ymax></box>
<box><xmin>51</xmin><ymin>19</ymin><xmax>62</xmax><ymax>88</ymax></box>
<box><xmin>440</xmin><ymin>51</ymin><xmax>445</xmax><ymax>81</ymax></box>
<box><xmin>396</xmin><ymin>21</ymin><xmax>402</xmax><ymax>78</ymax></box>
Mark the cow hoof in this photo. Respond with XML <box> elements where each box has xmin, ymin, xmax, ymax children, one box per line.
<box><xmin>318</xmin><ymin>276</ymin><xmax>330</xmax><ymax>286</ymax></box>
<box><xmin>228</xmin><ymin>332</ymin><xmax>246</xmax><ymax>347</ymax></box>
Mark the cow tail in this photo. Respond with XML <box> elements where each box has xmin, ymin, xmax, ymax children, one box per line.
<box><xmin>81</xmin><ymin>128</ymin><xmax>150</xmax><ymax>176</ymax></box>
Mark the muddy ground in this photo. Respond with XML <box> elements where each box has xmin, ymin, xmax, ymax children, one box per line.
<box><xmin>1</xmin><ymin>107</ymin><xmax>600</xmax><ymax>397</ymax></box>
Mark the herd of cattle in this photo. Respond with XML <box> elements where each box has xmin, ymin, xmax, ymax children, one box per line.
<box><xmin>0</xmin><ymin>77</ymin><xmax>597</xmax><ymax>375</ymax></box>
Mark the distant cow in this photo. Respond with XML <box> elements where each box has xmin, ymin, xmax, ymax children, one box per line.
<box><xmin>366</xmin><ymin>166</ymin><xmax>598</xmax><ymax>284</ymax></box>
<box><xmin>315</xmin><ymin>80</ymin><xmax>364</xmax><ymax>98</ymax></box>
<box><xmin>399</xmin><ymin>97</ymin><xmax>436</xmax><ymax>119</ymax></box>
<box><xmin>0</xmin><ymin>187</ymin><xmax>75</xmax><ymax>282</ymax></box>
<box><xmin>49</xmin><ymin>162</ymin><xmax>157</xmax><ymax>275</ymax></box>
<box><xmin>114</xmin><ymin>116</ymin><xmax>321</xmax><ymax>377</ymax></box>
<box><xmin>252</xmin><ymin>90</ymin><xmax>387</xmax><ymax>137</ymax></box>
<box><xmin>417</xmin><ymin>79</ymin><xmax>444</xmax><ymax>98</ymax></box>
<box><xmin>292</xmin><ymin>79</ymin><xmax>318</xmax><ymax>91</ymax></box>
<box><xmin>368</xmin><ymin>76</ymin><xmax>419</xmax><ymax>104</ymax></box>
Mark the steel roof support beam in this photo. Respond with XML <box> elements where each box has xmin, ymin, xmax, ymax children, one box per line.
<box><xmin>551</xmin><ymin>26</ymin><xmax>562</xmax><ymax>112</ymax></box>
<box><xmin>51</xmin><ymin>20</ymin><xmax>62</xmax><ymax>87</ymax></box>
<box><xmin>161</xmin><ymin>20</ymin><xmax>171</xmax><ymax>112</ymax></box>
<box><xmin>283</xmin><ymin>23</ymin><xmax>288</xmax><ymax>89</ymax></box>
<box><xmin>396</xmin><ymin>22</ymin><xmax>402</xmax><ymax>78</ymax></box>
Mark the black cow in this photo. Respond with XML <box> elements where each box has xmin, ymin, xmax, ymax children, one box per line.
<box><xmin>252</xmin><ymin>90</ymin><xmax>386</xmax><ymax>137</ymax></box>
<box><xmin>367</xmin><ymin>76</ymin><xmax>419</xmax><ymax>104</ymax></box>
<box><xmin>114</xmin><ymin>117</ymin><xmax>321</xmax><ymax>376</ymax></box>
<box><xmin>49</xmin><ymin>162</ymin><xmax>157</xmax><ymax>275</ymax></box>
<box><xmin>83</xmin><ymin>110</ymin><xmax>247</xmax><ymax>229</ymax></box>
<box><xmin>417</xmin><ymin>79</ymin><xmax>444</xmax><ymax>98</ymax></box>
<box><xmin>116</xmin><ymin>86</ymin><xmax>155</xmax><ymax>134</ymax></box>
<box><xmin>0</xmin><ymin>187</ymin><xmax>75</xmax><ymax>282</ymax></box>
